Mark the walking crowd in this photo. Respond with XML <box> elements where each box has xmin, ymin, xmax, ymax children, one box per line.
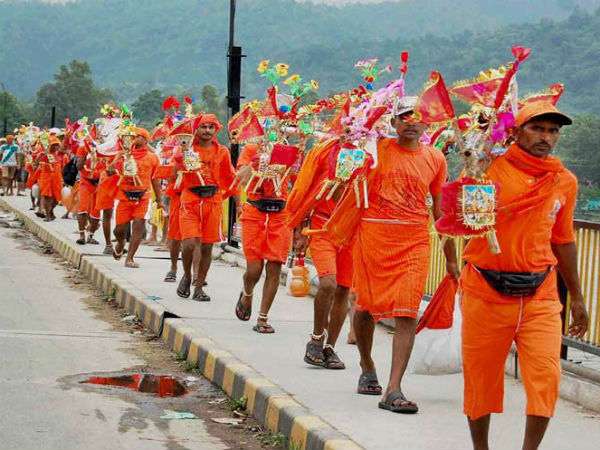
<box><xmin>1</xmin><ymin>48</ymin><xmax>590</xmax><ymax>450</ymax></box>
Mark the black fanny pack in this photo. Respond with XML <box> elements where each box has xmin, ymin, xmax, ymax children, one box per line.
<box><xmin>189</xmin><ymin>185</ymin><xmax>218</xmax><ymax>198</ymax></box>
<box><xmin>124</xmin><ymin>190</ymin><xmax>146</xmax><ymax>202</ymax></box>
<box><xmin>86</xmin><ymin>177</ymin><xmax>100</xmax><ymax>186</ymax></box>
<box><xmin>476</xmin><ymin>266</ymin><xmax>551</xmax><ymax>297</ymax></box>
<box><xmin>248</xmin><ymin>198</ymin><xmax>286</xmax><ymax>213</ymax></box>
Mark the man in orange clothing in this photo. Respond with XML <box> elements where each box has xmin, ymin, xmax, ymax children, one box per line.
<box><xmin>175</xmin><ymin>114</ymin><xmax>235</xmax><ymax>301</ymax></box>
<box><xmin>38</xmin><ymin>135</ymin><xmax>65</xmax><ymax>221</ymax></box>
<box><xmin>327</xmin><ymin>97</ymin><xmax>458</xmax><ymax>412</ymax></box>
<box><xmin>112</xmin><ymin>127</ymin><xmax>162</xmax><ymax>268</ymax></box>
<box><xmin>460</xmin><ymin>102</ymin><xmax>588</xmax><ymax>450</ymax></box>
<box><xmin>95</xmin><ymin>153</ymin><xmax>120</xmax><ymax>254</ymax></box>
<box><xmin>287</xmin><ymin>139</ymin><xmax>352</xmax><ymax>369</ymax></box>
<box><xmin>233</xmin><ymin>143</ymin><xmax>294</xmax><ymax>334</ymax></box>
<box><xmin>76</xmin><ymin>144</ymin><xmax>102</xmax><ymax>245</ymax></box>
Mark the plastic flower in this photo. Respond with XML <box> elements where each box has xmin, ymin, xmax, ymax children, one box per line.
<box><xmin>275</xmin><ymin>63</ymin><xmax>290</xmax><ymax>77</ymax></box>
<box><xmin>257</xmin><ymin>60</ymin><xmax>270</xmax><ymax>73</ymax></box>
<box><xmin>284</xmin><ymin>74</ymin><xmax>301</xmax><ymax>85</ymax></box>
<box><xmin>310</xmin><ymin>80</ymin><xmax>320</xmax><ymax>90</ymax></box>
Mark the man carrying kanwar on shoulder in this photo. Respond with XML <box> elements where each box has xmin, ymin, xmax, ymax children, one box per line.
<box><xmin>287</xmin><ymin>137</ymin><xmax>357</xmax><ymax>370</ymax></box>
<box><xmin>38</xmin><ymin>134</ymin><xmax>66</xmax><ymax>221</ymax></box>
<box><xmin>233</xmin><ymin>140</ymin><xmax>296</xmax><ymax>334</ymax></box>
<box><xmin>111</xmin><ymin>126</ymin><xmax>162</xmax><ymax>268</ymax></box>
<box><xmin>326</xmin><ymin>96</ymin><xmax>459</xmax><ymax>413</ymax></box>
<box><xmin>174</xmin><ymin>114</ymin><xmax>236</xmax><ymax>301</ymax></box>
<box><xmin>459</xmin><ymin>101</ymin><xmax>588</xmax><ymax>450</ymax></box>
<box><xmin>75</xmin><ymin>139</ymin><xmax>102</xmax><ymax>245</ymax></box>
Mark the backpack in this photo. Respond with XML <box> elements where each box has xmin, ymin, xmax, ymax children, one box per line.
<box><xmin>62</xmin><ymin>157</ymin><xmax>79</xmax><ymax>186</ymax></box>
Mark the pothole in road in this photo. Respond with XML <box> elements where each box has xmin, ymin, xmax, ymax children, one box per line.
<box><xmin>81</xmin><ymin>373</ymin><xmax>187</xmax><ymax>397</ymax></box>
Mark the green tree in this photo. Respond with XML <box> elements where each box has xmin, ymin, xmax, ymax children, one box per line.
<box><xmin>132</xmin><ymin>89</ymin><xmax>164</xmax><ymax>128</ymax></box>
<box><xmin>556</xmin><ymin>114</ymin><xmax>600</xmax><ymax>185</ymax></box>
<box><xmin>0</xmin><ymin>90</ymin><xmax>31</xmax><ymax>136</ymax></box>
<box><xmin>32</xmin><ymin>60</ymin><xmax>113</xmax><ymax>127</ymax></box>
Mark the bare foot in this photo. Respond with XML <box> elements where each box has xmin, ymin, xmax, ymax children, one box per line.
<box><xmin>124</xmin><ymin>259</ymin><xmax>139</xmax><ymax>268</ymax></box>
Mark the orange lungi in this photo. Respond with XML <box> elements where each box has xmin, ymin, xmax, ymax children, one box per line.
<box><xmin>78</xmin><ymin>179</ymin><xmax>100</xmax><ymax>219</ymax></box>
<box><xmin>240</xmin><ymin>203</ymin><xmax>292</xmax><ymax>263</ymax></box>
<box><xmin>353</xmin><ymin>221</ymin><xmax>430</xmax><ymax>320</ymax></box>
<box><xmin>95</xmin><ymin>174</ymin><xmax>119</xmax><ymax>211</ymax></box>
<box><xmin>115</xmin><ymin>199</ymin><xmax>149</xmax><ymax>225</ymax></box>
<box><xmin>167</xmin><ymin>195</ymin><xmax>182</xmax><ymax>241</ymax></box>
<box><xmin>179</xmin><ymin>199</ymin><xmax>223</xmax><ymax>243</ymax></box>
<box><xmin>309</xmin><ymin>215</ymin><xmax>353</xmax><ymax>287</ymax></box>
<box><xmin>462</xmin><ymin>291</ymin><xmax>562</xmax><ymax>420</ymax></box>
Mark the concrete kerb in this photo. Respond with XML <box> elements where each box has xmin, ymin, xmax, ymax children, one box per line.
<box><xmin>160</xmin><ymin>318</ymin><xmax>360</xmax><ymax>450</ymax></box>
<box><xmin>1</xmin><ymin>200</ymin><xmax>363</xmax><ymax>450</ymax></box>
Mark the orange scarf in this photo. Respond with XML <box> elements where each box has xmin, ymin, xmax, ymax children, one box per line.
<box><xmin>496</xmin><ymin>144</ymin><xmax>564</xmax><ymax>222</ymax></box>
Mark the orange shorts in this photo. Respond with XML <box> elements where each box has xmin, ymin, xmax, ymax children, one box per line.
<box><xmin>78</xmin><ymin>179</ymin><xmax>100</xmax><ymax>219</ymax></box>
<box><xmin>179</xmin><ymin>200</ymin><xmax>223</xmax><ymax>243</ymax></box>
<box><xmin>309</xmin><ymin>233</ymin><xmax>353</xmax><ymax>287</ymax></box>
<box><xmin>240</xmin><ymin>203</ymin><xmax>292</xmax><ymax>263</ymax></box>
<box><xmin>95</xmin><ymin>175</ymin><xmax>118</xmax><ymax>211</ymax></box>
<box><xmin>115</xmin><ymin>199</ymin><xmax>149</xmax><ymax>225</ymax></box>
<box><xmin>462</xmin><ymin>293</ymin><xmax>562</xmax><ymax>420</ymax></box>
<box><xmin>167</xmin><ymin>195</ymin><xmax>182</xmax><ymax>241</ymax></box>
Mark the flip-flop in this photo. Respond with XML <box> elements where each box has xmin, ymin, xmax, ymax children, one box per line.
<box><xmin>76</xmin><ymin>238</ymin><xmax>86</xmax><ymax>245</ymax></box>
<box><xmin>103</xmin><ymin>245</ymin><xmax>114</xmax><ymax>255</ymax></box>
<box><xmin>357</xmin><ymin>372</ymin><xmax>382</xmax><ymax>396</ymax></box>
<box><xmin>112</xmin><ymin>245</ymin><xmax>124</xmax><ymax>260</ymax></box>
<box><xmin>253</xmin><ymin>322</ymin><xmax>275</xmax><ymax>334</ymax></box>
<box><xmin>87</xmin><ymin>237</ymin><xmax>100</xmax><ymax>245</ymax></box>
<box><xmin>235</xmin><ymin>292</ymin><xmax>252</xmax><ymax>321</ymax></box>
<box><xmin>124</xmin><ymin>260</ymin><xmax>140</xmax><ymax>269</ymax></box>
<box><xmin>191</xmin><ymin>288</ymin><xmax>211</xmax><ymax>302</ymax></box>
<box><xmin>177</xmin><ymin>275</ymin><xmax>191</xmax><ymax>298</ymax></box>
<box><xmin>164</xmin><ymin>271</ymin><xmax>177</xmax><ymax>282</ymax></box>
<box><xmin>378</xmin><ymin>391</ymin><xmax>419</xmax><ymax>414</ymax></box>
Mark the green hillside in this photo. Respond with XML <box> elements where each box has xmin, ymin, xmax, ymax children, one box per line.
<box><xmin>1</xmin><ymin>0</ymin><xmax>600</xmax><ymax>107</ymax></box>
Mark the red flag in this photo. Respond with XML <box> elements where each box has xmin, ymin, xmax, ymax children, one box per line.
<box><xmin>400</xmin><ymin>51</ymin><xmax>409</xmax><ymax>76</ymax></box>
<box><xmin>416</xmin><ymin>275</ymin><xmax>458</xmax><ymax>334</ymax></box>
<box><xmin>237</xmin><ymin>114</ymin><xmax>265</xmax><ymax>142</ymax></box>
<box><xmin>228</xmin><ymin>105</ymin><xmax>252</xmax><ymax>133</ymax></box>
<box><xmin>450</xmin><ymin>76</ymin><xmax>505</xmax><ymax>108</ymax></box>
<box><xmin>493</xmin><ymin>46</ymin><xmax>532</xmax><ymax>109</ymax></box>
<box><xmin>269</xmin><ymin>143</ymin><xmax>299</xmax><ymax>167</ymax></box>
<box><xmin>413</xmin><ymin>71</ymin><xmax>455</xmax><ymax>124</ymax></box>
<box><xmin>328</xmin><ymin>96</ymin><xmax>351</xmax><ymax>134</ymax></box>
<box><xmin>519</xmin><ymin>83</ymin><xmax>564</xmax><ymax>108</ymax></box>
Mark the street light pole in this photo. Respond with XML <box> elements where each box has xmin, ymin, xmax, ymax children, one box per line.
<box><xmin>226</xmin><ymin>0</ymin><xmax>245</xmax><ymax>246</ymax></box>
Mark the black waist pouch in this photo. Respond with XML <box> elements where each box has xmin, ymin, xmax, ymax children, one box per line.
<box><xmin>476</xmin><ymin>266</ymin><xmax>551</xmax><ymax>297</ymax></box>
<box><xmin>86</xmin><ymin>178</ymin><xmax>100</xmax><ymax>186</ymax></box>
<box><xmin>189</xmin><ymin>185</ymin><xmax>218</xmax><ymax>198</ymax></box>
<box><xmin>124</xmin><ymin>190</ymin><xmax>146</xmax><ymax>202</ymax></box>
<box><xmin>249</xmin><ymin>199</ymin><xmax>286</xmax><ymax>213</ymax></box>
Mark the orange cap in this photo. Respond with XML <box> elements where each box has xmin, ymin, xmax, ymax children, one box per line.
<box><xmin>49</xmin><ymin>136</ymin><xmax>61</xmax><ymax>146</ymax></box>
<box><xmin>132</xmin><ymin>127</ymin><xmax>150</xmax><ymax>141</ymax></box>
<box><xmin>515</xmin><ymin>101</ymin><xmax>572</xmax><ymax>127</ymax></box>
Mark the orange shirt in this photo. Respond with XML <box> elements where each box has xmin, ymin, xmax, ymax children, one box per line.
<box><xmin>38</xmin><ymin>150</ymin><xmax>65</xmax><ymax>174</ymax></box>
<box><xmin>461</xmin><ymin>144</ymin><xmax>578</xmax><ymax>302</ymax></box>
<box><xmin>237</xmin><ymin>143</ymin><xmax>290</xmax><ymax>201</ymax></box>
<box><xmin>179</xmin><ymin>142</ymin><xmax>235</xmax><ymax>204</ymax></box>
<box><xmin>116</xmin><ymin>147</ymin><xmax>159</xmax><ymax>201</ymax></box>
<box><xmin>364</xmin><ymin>138</ymin><xmax>447</xmax><ymax>224</ymax></box>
